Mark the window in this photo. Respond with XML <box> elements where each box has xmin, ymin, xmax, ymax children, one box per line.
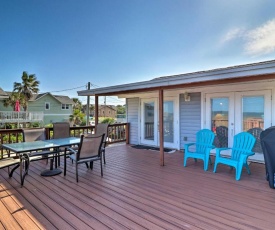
<box><xmin>45</xmin><ymin>102</ymin><xmax>50</xmax><ymax>110</ymax></box>
<box><xmin>61</xmin><ymin>104</ymin><xmax>69</xmax><ymax>110</ymax></box>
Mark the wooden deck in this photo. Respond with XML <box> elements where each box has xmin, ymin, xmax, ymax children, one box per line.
<box><xmin>0</xmin><ymin>144</ymin><xmax>275</xmax><ymax>230</ymax></box>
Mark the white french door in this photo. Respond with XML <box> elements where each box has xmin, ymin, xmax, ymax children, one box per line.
<box><xmin>141</xmin><ymin>99</ymin><xmax>158</xmax><ymax>146</ymax></box>
<box><xmin>140</xmin><ymin>97</ymin><xmax>179</xmax><ymax>148</ymax></box>
<box><xmin>205</xmin><ymin>90</ymin><xmax>272</xmax><ymax>151</ymax></box>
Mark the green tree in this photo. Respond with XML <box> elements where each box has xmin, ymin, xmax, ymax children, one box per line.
<box><xmin>69</xmin><ymin>109</ymin><xmax>85</xmax><ymax>126</ymax></box>
<box><xmin>3</xmin><ymin>92</ymin><xmax>26</xmax><ymax>110</ymax></box>
<box><xmin>13</xmin><ymin>71</ymin><xmax>40</xmax><ymax>111</ymax></box>
<box><xmin>116</xmin><ymin>105</ymin><xmax>126</xmax><ymax>114</ymax></box>
<box><xmin>72</xmin><ymin>98</ymin><xmax>82</xmax><ymax>110</ymax></box>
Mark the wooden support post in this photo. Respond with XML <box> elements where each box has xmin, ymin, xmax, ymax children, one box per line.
<box><xmin>86</xmin><ymin>82</ymin><xmax>90</xmax><ymax>126</ymax></box>
<box><xmin>159</xmin><ymin>89</ymin><xmax>164</xmax><ymax>166</ymax></box>
<box><xmin>126</xmin><ymin>123</ymin><xmax>130</xmax><ymax>144</ymax></box>
<box><xmin>95</xmin><ymin>95</ymin><xmax>99</xmax><ymax>125</ymax></box>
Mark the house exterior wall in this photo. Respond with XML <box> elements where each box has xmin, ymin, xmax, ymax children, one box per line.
<box><xmin>126</xmin><ymin>97</ymin><xmax>139</xmax><ymax>145</ymax></box>
<box><xmin>28</xmin><ymin>94</ymin><xmax>72</xmax><ymax>125</ymax></box>
<box><xmin>0</xmin><ymin>102</ymin><xmax>13</xmax><ymax>111</ymax></box>
<box><xmin>98</xmin><ymin>106</ymin><xmax>117</xmax><ymax>118</ymax></box>
<box><xmin>179</xmin><ymin>92</ymin><xmax>201</xmax><ymax>149</ymax></box>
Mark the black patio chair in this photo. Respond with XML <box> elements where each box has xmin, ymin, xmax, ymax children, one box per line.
<box><xmin>247</xmin><ymin>127</ymin><xmax>263</xmax><ymax>153</ymax></box>
<box><xmin>216</xmin><ymin>126</ymin><xmax>228</xmax><ymax>148</ymax></box>
<box><xmin>64</xmin><ymin>134</ymin><xmax>105</xmax><ymax>182</ymax></box>
<box><xmin>260</xmin><ymin>126</ymin><xmax>275</xmax><ymax>188</ymax></box>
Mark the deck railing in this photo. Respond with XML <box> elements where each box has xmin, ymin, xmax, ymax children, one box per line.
<box><xmin>0</xmin><ymin>111</ymin><xmax>44</xmax><ymax>124</ymax></box>
<box><xmin>0</xmin><ymin>123</ymin><xmax>129</xmax><ymax>158</ymax></box>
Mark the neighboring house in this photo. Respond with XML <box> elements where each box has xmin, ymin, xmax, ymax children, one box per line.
<box><xmin>78</xmin><ymin>59</ymin><xmax>275</xmax><ymax>163</ymax></box>
<box><xmin>82</xmin><ymin>104</ymin><xmax>117</xmax><ymax>118</ymax></box>
<box><xmin>0</xmin><ymin>88</ymin><xmax>9</xmax><ymax>110</ymax></box>
<box><xmin>28</xmin><ymin>93</ymin><xmax>74</xmax><ymax>125</ymax></box>
<box><xmin>98</xmin><ymin>105</ymin><xmax>117</xmax><ymax>118</ymax></box>
<box><xmin>0</xmin><ymin>91</ymin><xmax>74</xmax><ymax>125</ymax></box>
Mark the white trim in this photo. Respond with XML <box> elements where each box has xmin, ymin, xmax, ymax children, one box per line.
<box><xmin>44</xmin><ymin>114</ymin><xmax>72</xmax><ymax>116</ymax></box>
<box><xmin>140</xmin><ymin>98</ymin><xmax>158</xmax><ymax>146</ymax></box>
<box><xmin>45</xmin><ymin>102</ymin><xmax>50</xmax><ymax>110</ymax></box>
<box><xmin>61</xmin><ymin>104</ymin><xmax>70</xmax><ymax>110</ymax></box>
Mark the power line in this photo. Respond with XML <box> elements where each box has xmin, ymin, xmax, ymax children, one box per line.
<box><xmin>90</xmin><ymin>83</ymin><xmax>125</xmax><ymax>103</ymax></box>
<box><xmin>41</xmin><ymin>85</ymin><xmax>86</xmax><ymax>94</ymax></box>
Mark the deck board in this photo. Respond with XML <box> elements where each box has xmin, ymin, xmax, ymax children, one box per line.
<box><xmin>0</xmin><ymin>144</ymin><xmax>275</xmax><ymax>229</ymax></box>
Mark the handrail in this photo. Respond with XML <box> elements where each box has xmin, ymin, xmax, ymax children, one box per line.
<box><xmin>0</xmin><ymin>123</ymin><xmax>129</xmax><ymax>158</ymax></box>
<box><xmin>0</xmin><ymin>111</ymin><xmax>44</xmax><ymax>123</ymax></box>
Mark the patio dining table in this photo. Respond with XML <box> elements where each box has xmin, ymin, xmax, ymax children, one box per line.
<box><xmin>2</xmin><ymin>137</ymin><xmax>80</xmax><ymax>183</ymax></box>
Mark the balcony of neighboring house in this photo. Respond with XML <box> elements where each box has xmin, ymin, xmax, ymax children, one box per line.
<box><xmin>0</xmin><ymin>111</ymin><xmax>44</xmax><ymax>127</ymax></box>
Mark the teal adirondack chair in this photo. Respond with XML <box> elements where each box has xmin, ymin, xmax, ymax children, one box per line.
<box><xmin>183</xmin><ymin>129</ymin><xmax>215</xmax><ymax>171</ymax></box>
<box><xmin>213</xmin><ymin>132</ymin><xmax>256</xmax><ymax>180</ymax></box>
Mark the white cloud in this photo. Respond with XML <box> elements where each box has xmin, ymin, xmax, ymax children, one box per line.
<box><xmin>220</xmin><ymin>19</ymin><xmax>275</xmax><ymax>56</ymax></box>
<box><xmin>220</xmin><ymin>28</ymin><xmax>245</xmax><ymax>44</ymax></box>
<box><xmin>244</xmin><ymin>19</ymin><xmax>275</xmax><ymax>56</ymax></box>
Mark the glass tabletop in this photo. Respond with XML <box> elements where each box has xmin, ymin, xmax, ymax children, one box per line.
<box><xmin>2</xmin><ymin>141</ymin><xmax>58</xmax><ymax>153</ymax></box>
<box><xmin>2</xmin><ymin>137</ymin><xmax>80</xmax><ymax>154</ymax></box>
<box><xmin>44</xmin><ymin>137</ymin><xmax>80</xmax><ymax>147</ymax></box>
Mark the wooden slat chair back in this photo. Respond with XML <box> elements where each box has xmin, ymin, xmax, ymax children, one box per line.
<box><xmin>64</xmin><ymin>134</ymin><xmax>105</xmax><ymax>182</ymax></box>
<box><xmin>183</xmin><ymin>129</ymin><xmax>215</xmax><ymax>171</ymax></box>
<box><xmin>213</xmin><ymin>132</ymin><xmax>256</xmax><ymax>180</ymax></box>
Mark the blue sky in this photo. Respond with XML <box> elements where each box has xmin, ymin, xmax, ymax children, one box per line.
<box><xmin>1</xmin><ymin>0</ymin><xmax>275</xmax><ymax>105</ymax></box>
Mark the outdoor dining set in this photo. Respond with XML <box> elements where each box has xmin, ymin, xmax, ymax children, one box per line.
<box><xmin>0</xmin><ymin>122</ymin><xmax>109</xmax><ymax>186</ymax></box>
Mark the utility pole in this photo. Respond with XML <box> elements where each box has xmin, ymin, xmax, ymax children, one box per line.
<box><xmin>86</xmin><ymin>82</ymin><xmax>90</xmax><ymax>126</ymax></box>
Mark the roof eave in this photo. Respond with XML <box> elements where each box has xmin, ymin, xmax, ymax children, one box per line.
<box><xmin>77</xmin><ymin>60</ymin><xmax>275</xmax><ymax>96</ymax></box>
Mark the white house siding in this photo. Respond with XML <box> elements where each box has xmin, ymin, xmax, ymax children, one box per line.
<box><xmin>180</xmin><ymin>92</ymin><xmax>201</xmax><ymax>149</ymax></box>
<box><xmin>126</xmin><ymin>98</ymin><xmax>139</xmax><ymax>145</ymax></box>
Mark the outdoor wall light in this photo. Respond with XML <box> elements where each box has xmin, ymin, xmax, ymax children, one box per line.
<box><xmin>184</xmin><ymin>92</ymin><xmax>191</xmax><ymax>102</ymax></box>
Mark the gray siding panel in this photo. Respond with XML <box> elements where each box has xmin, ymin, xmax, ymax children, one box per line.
<box><xmin>126</xmin><ymin>98</ymin><xmax>139</xmax><ymax>145</ymax></box>
<box><xmin>180</xmin><ymin>92</ymin><xmax>201</xmax><ymax>149</ymax></box>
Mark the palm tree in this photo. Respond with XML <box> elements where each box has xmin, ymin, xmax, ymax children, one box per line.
<box><xmin>3</xmin><ymin>92</ymin><xmax>26</xmax><ymax>110</ymax></box>
<box><xmin>13</xmin><ymin>71</ymin><xmax>40</xmax><ymax>111</ymax></box>
<box><xmin>69</xmin><ymin>109</ymin><xmax>85</xmax><ymax>126</ymax></box>
<box><xmin>72</xmin><ymin>98</ymin><xmax>82</xmax><ymax>110</ymax></box>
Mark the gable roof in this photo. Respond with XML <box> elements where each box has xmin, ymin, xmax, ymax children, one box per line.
<box><xmin>99</xmin><ymin>105</ymin><xmax>117</xmax><ymax>111</ymax></box>
<box><xmin>29</xmin><ymin>93</ymin><xmax>74</xmax><ymax>104</ymax></box>
<box><xmin>0</xmin><ymin>88</ymin><xmax>9</xmax><ymax>99</ymax></box>
<box><xmin>78</xmin><ymin>59</ymin><xmax>275</xmax><ymax>97</ymax></box>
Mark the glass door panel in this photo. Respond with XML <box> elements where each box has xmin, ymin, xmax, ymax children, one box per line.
<box><xmin>164</xmin><ymin>101</ymin><xmax>174</xmax><ymax>143</ymax></box>
<box><xmin>211</xmin><ymin>98</ymin><xmax>229</xmax><ymax>148</ymax></box>
<box><xmin>144</xmin><ymin>101</ymin><xmax>155</xmax><ymax>141</ymax></box>
<box><xmin>206</xmin><ymin>92</ymin><xmax>234</xmax><ymax>147</ymax></box>
<box><xmin>242</xmin><ymin>96</ymin><xmax>264</xmax><ymax>131</ymax></box>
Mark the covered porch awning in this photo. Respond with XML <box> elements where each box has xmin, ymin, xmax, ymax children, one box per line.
<box><xmin>77</xmin><ymin>60</ymin><xmax>275</xmax><ymax>166</ymax></box>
